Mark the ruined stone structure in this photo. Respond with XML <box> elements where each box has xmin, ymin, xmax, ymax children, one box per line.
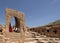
<box><xmin>29</xmin><ymin>25</ymin><xmax>60</xmax><ymax>38</ymax></box>
<box><xmin>5</xmin><ymin>8</ymin><xmax>27</xmax><ymax>43</ymax></box>
<box><xmin>6</xmin><ymin>8</ymin><xmax>26</xmax><ymax>32</ymax></box>
<box><xmin>0</xmin><ymin>8</ymin><xmax>60</xmax><ymax>43</ymax></box>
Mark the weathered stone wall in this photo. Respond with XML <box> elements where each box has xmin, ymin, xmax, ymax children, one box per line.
<box><xmin>29</xmin><ymin>25</ymin><xmax>60</xmax><ymax>38</ymax></box>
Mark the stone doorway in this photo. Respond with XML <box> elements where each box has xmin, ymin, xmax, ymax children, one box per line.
<box><xmin>9</xmin><ymin>16</ymin><xmax>20</xmax><ymax>33</ymax></box>
<box><xmin>5</xmin><ymin>8</ymin><xmax>26</xmax><ymax>33</ymax></box>
<box><xmin>5</xmin><ymin>8</ymin><xmax>26</xmax><ymax>43</ymax></box>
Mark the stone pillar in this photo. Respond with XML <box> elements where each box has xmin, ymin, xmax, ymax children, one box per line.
<box><xmin>6</xmin><ymin>15</ymin><xmax>12</xmax><ymax>33</ymax></box>
<box><xmin>19</xmin><ymin>19</ymin><xmax>24</xmax><ymax>43</ymax></box>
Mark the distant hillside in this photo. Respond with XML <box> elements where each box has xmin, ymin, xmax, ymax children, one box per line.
<box><xmin>47</xmin><ymin>20</ymin><xmax>60</xmax><ymax>25</ymax></box>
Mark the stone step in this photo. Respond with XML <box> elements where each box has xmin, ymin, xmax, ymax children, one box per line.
<box><xmin>24</xmin><ymin>41</ymin><xmax>37</xmax><ymax>43</ymax></box>
<box><xmin>25</xmin><ymin>37</ymin><xmax>60</xmax><ymax>43</ymax></box>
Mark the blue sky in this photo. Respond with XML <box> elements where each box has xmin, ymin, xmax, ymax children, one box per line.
<box><xmin>0</xmin><ymin>0</ymin><xmax>60</xmax><ymax>27</ymax></box>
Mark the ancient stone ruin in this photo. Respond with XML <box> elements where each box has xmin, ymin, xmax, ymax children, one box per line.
<box><xmin>0</xmin><ymin>8</ymin><xmax>60</xmax><ymax>43</ymax></box>
<box><xmin>0</xmin><ymin>8</ymin><xmax>27</xmax><ymax>43</ymax></box>
<box><xmin>29</xmin><ymin>25</ymin><xmax>60</xmax><ymax>38</ymax></box>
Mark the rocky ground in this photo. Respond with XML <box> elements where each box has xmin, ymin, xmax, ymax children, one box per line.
<box><xmin>25</xmin><ymin>31</ymin><xmax>60</xmax><ymax>43</ymax></box>
<box><xmin>0</xmin><ymin>31</ymin><xmax>60</xmax><ymax>43</ymax></box>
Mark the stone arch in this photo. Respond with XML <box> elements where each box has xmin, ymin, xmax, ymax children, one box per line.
<box><xmin>5</xmin><ymin>8</ymin><xmax>26</xmax><ymax>43</ymax></box>
<box><xmin>6</xmin><ymin>8</ymin><xmax>26</xmax><ymax>32</ymax></box>
<box><xmin>5</xmin><ymin>8</ymin><xmax>26</xmax><ymax>33</ymax></box>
